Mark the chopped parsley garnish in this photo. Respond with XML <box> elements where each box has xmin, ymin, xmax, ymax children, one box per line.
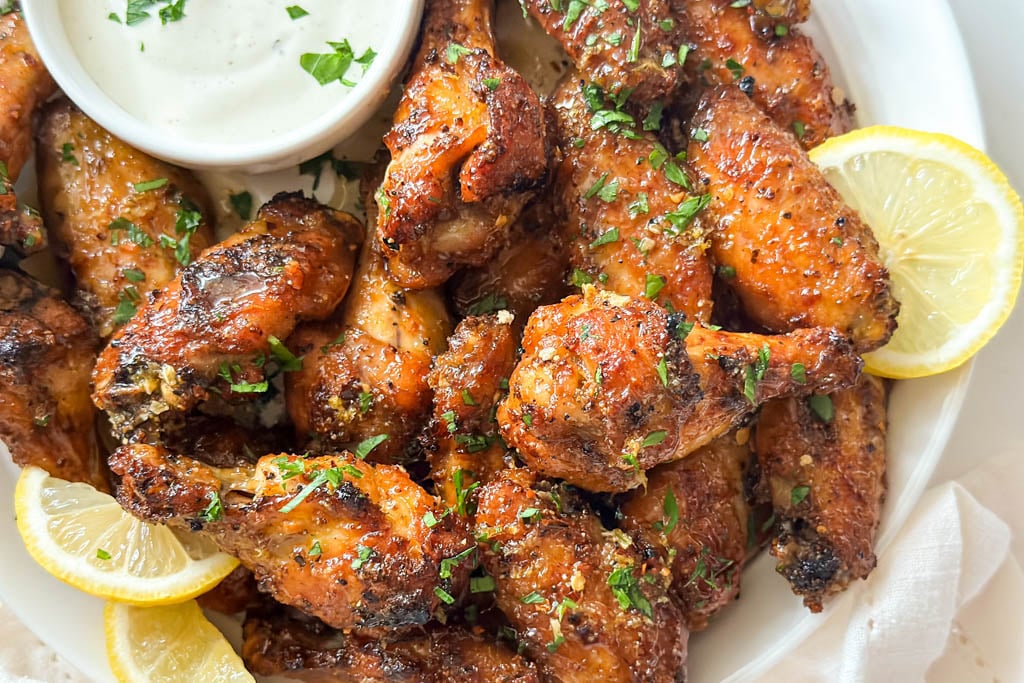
<box><xmin>273</xmin><ymin>455</ymin><xmax>307</xmax><ymax>480</ymax></box>
<box><xmin>790</xmin><ymin>363</ymin><xmax>807</xmax><ymax>384</ymax></box>
<box><xmin>453</xmin><ymin>469</ymin><xmax>480</xmax><ymax>516</ymax></box>
<box><xmin>775</xmin><ymin>23</ymin><xmax>789</xmax><ymax>37</ymax></box>
<box><xmin>446</xmin><ymin>43</ymin><xmax>473</xmax><ymax>64</ymax></box>
<box><xmin>353</xmin><ymin>434</ymin><xmax>388</xmax><ymax>460</ymax></box>
<box><xmin>628</xmin><ymin>193</ymin><xmax>649</xmax><ymax>217</ymax></box>
<box><xmin>470</xmin><ymin>575</ymin><xmax>496</xmax><ymax>593</ymax></box>
<box><xmin>433</xmin><ymin>586</ymin><xmax>456</xmax><ymax>605</ymax></box>
<box><xmin>792</xmin><ymin>120</ymin><xmax>806</xmax><ymax>140</ymax></box>
<box><xmin>607</xmin><ymin>564</ymin><xmax>653</xmax><ymax>617</ymax></box>
<box><xmin>584</xmin><ymin>172</ymin><xmax>610</xmax><ymax>200</ymax></box>
<box><xmin>643</xmin><ymin>102</ymin><xmax>664</xmax><ymax>131</ymax></box>
<box><xmin>301</xmin><ymin>40</ymin><xmax>375</xmax><ymax>87</ymax></box>
<box><xmin>268</xmin><ymin>335</ymin><xmax>303</xmax><ymax>371</ymax></box>
<box><xmin>309</xmin><ymin>540</ymin><xmax>322</xmax><ymax>556</ymax></box>
<box><xmin>521</xmin><ymin>413</ymin><xmax>534</xmax><ymax>427</ymax></box>
<box><xmin>300</xmin><ymin>150</ymin><xmax>360</xmax><ymax>191</ymax></box>
<box><xmin>518</xmin><ymin>507</ymin><xmax>541</xmax><ymax>522</ymax></box>
<box><xmin>520</xmin><ymin>591</ymin><xmax>545</xmax><ymax>605</ymax></box>
<box><xmin>133</xmin><ymin>177</ymin><xmax>167</xmax><ymax>193</ymax></box>
<box><xmin>112</xmin><ymin>286</ymin><xmax>142</xmax><ymax>325</ymax></box>
<box><xmin>286</xmin><ymin>5</ymin><xmax>308</xmax><ymax>19</ymax></box>
<box><xmin>725</xmin><ymin>58</ymin><xmax>745</xmax><ymax>80</ymax></box>
<box><xmin>96</xmin><ymin>549</ymin><xmax>111</xmax><ymax>560</ymax></box>
<box><xmin>743</xmin><ymin>344</ymin><xmax>771</xmax><ymax>404</ymax></box>
<box><xmin>808</xmin><ymin>394</ymin><xmax>834</xmax><ymax>423</ymax></box>
<box><xmin>791</xmin><ymin>485</ymin><xmax>811</xmax><ymax>506</ymax></box>
<box><xmin>482</xmin><ymin>77</ymin><xmax>501</xmax><ymax>91</ymax></box>
<box><xmin>199</xmin><ymin>491</ymin><xmax>223</xmax><ymax>522</ymax></box>
<box><xmin>351</xmin><ymin>545</ymin><xmax>373</xmax><ymax>570</ymax></box>
<box><xmin>109</xmin><ymin>217</ymin><xmax>153</xmax><ymax>247</ymax></box>
<box><xmin>589</xmin><ymin>227</ymin><xmax>620</xmax><ymax>249</ymax></box>
<box><xmin>61</xmin><ymin>143</ymin><xmax>79</xmax><ymax>166</ymax></box>
<box><xmin>641</xmin><ymin>430</ymin><xmax>667</xmax><ymax>448</ymax></box>
<box><xmin>440</xmin><ymin>546</ymin><xmax>476</xmax><ymax>579</ymax></box>
<box><xmin>653</xmin><ymin>488</ymin><xmax>678</xmax><ymax>534</ymax></box>
<box><xmin>664</xmin><ymin>160</ymin><xmax>691</xmax><ymax>189</ymax></box>
<box><xmin>570</xmin><ymin>268</ymin><xmax>594</xmax><ymax>287</ymax></box>
<box><xmin>656</xmin><ymin>357</ymin><xmax>669</xmax><ymax>387</ymax></box>
<box><xmin>466</xmin><ymin>292</ymin><xmax>509</xmax><ymax>315</ymax></box>
<box><xmin>279</xmin><ymin>465</ymin><xmax>361</xmax><ymax>514</ymax></box>
<box><xmin>423</xmin><ymin>509</ymin><xmax>450</xmax><ymax>528</ymax></box>
<box><xmin>461</xmin><ymin>389</ymin><xmax>477</xmax><ymax>406</ymax></box>
<box><xmin>229</xmin><ymin>379</ymin><xmax>268</xmax><ymax>394</ymax></box>
<box><xmin>357</xmin><ymin>390</ymin><xmax>373</xmax><ymax>414</ymax></box>
<box><xmin>664</xmin><ymin>194</ymin><xmax>712</xmax><ymax>236</ymax></box>
<box><xmin>229</xmin><ymin>191</ymin><xmax>253</xmax><ymax>220</ymax></box>
<box><xmin>33</xmin><ymin>415</ymin><xmax>51</xmax><ymax>428</ymax></box>
<box><xmin>627</xmin><ymin>24</ymin><xmax>642</xmax><ymax>63</ymax></box>
<box><xmin>644</xmin><ymin>273</ymin><xmax>666</xmax><ymax>300</ymax></box>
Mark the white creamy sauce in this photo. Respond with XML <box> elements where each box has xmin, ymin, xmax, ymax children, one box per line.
<box><xmin>59</xmin><ymin>0</ymin><xmax>389</xmax><ymax>145</ymax></box>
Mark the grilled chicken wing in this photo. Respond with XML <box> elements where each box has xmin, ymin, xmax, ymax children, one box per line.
<box><xmin>197</xmin><ymin>565</ymin><xmax>261</xmax><ymax>615</ymax></box>
<box><xmin>376</xmin><ymin>0</ymin><xmax>548</xmax><ymax>288</ymax></box>
<box><xmin>242</xmin><ymin>603</ymin><xmax>539</xmax><ymax>683</ymax></box>
<box><xmin>687</xmin><ymin>86</ymin><xmax>898</xmax><ymax>351</ymax></box>
<box><xmin>619</xmin><ymin>431</ymin><xmax>751</xmax><ymax>630</ymax></box>
<box><xmin>675</xmin><ymin>0</ymin><xmax>851</xmax><ymax>148</ymax></box>
<box><xmin>286</xmin><ymin>233</ymin><xmax>451</xmax><ymax>464</ymax></box>
<box><xmin>0</xmin><ymin>270</ymin><xmax>106</xmax><ymax>489</ymax></box>
<box><xmin>518</xmin><ymin>0</ymin><xmax>685</xmax><ymax>103</ymax></box>
<box><xmin>474</xmin><ymin>469</ymin><xmax>687</xmax><ymax>682</ymax></box>
<box><xmin>0</xmin><ymin>6</ymin><xmax>56</xmax><ymax>257</ymax></box>
<box><xmin>110</xmin><ymin>445</ymin><xmax>475</xmax><ymax>631</ymax></box>
<box><xmin>754</xmin><ymin>374</ymin><xmax>887</xmax><ymax>612</ymax></box>
<box><xmin>498</xmin><ymin>286</ymin><xmax>861</xmax><ymax>492</ymax></box>
<box><xmin>551</xmin><ymin>76</ymin><xmax>714</xmax><ymax>322</ymax></box>
<box><xmin>426</xmin><ymin>312</ymin><xmax>518</xmax><ymax>508</ymax></box>
<box><xmin>36</xmin><ymin>99</ymin><xmax>216</xmax><ymax>337</ymax></box>
<box><xmin>92</xmin><ymin>193</ymin><xmax>362</xmax><ymax>442</ymax></box>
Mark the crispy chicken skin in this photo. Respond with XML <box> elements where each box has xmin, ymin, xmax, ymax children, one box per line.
<box><xmin>474</xmin><ymin>469</ymin><xmax>687</xmax><ymax>682</ymax></box>
<box><xmin>551</xmin><ymin>77</ymin><xmax>714</xmax><ymax>322</ymax></box>
<box><xmin>426</xmin><ymin>313</ymin><xmax>518</xmax><ymax>508</ymax></box>
<box><xmin>110</xmin><ymin>445</ymin><xmax>475</xmax><ymax>631</ymax></box>
<box><xmin>286</xmin><ymin>236</ymin><xmax>451</xmax><ymax>464</ymax></box>
<box><xmin>36</xmin><ymin>98</ymin><xmax>215</xmax><ymax>337</ymax></box>
<box><xmin>92</xmin><ymin>193</ymin><xmax>362</xmax><ymax>441</ymax></box>
<box><xmin>687</xmin><ymin>86</ymin><xmax>898</xmax><ymax>352</ymax></box>
<box><xmin>754</xmin><ymin>374</ymin><xmax>888</xmax><ymax>612</ymax></box>
<box><xmin>498</xmin><ymin>286</ymin><xmax>861</xmax><ymax>492</ymax></box>
<box><xmin>0</xmin><ymin>270</ymin><xmax>107</xmax><ymax>490</ymax></box>
<box><xmin>518</xmin><ymin>0</ymin><xmax>684</xmax><ymax>103</ymax></box>
<box><xmin>619</xmin><ymin>432</ymin><xmax>751</xmax><ymax>631</ymax></box>
<box><xmin>242</xmin><ymin>604</ymin><xmax>540</xmax><ymax>683</ymax></box>
<box><xmin>376</xmin><ymin>0</ymin><xmax>548</xmax><ymax>288</ymax></box>
<box><xmin>675</xmin><ymin>0</ymin><xmax>851</xmax><ymax>149</ymax></box>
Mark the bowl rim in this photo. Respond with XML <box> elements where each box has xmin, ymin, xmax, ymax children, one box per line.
<box><xmin>20</xmin><ymin>0</ymin><xmax>424</xmax><ymax>172</ymax></box>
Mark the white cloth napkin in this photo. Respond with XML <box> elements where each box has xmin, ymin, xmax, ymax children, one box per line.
<box><xmin>2</xmin><ymin>452</ymin><xmax>1022</xmax><ymax>683</ymax></box>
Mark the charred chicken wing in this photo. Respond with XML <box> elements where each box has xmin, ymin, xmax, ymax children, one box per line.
<box><xmin>376</xmin><ymin>0</ymin><xmax>548</xmax><ymax>288</ymax></box>
<box><xmin>110</xmin><ymin>445</ymin><xmax>475</xmax><ymax>631</ymax></box>
<box><xmin>687</xmin><ymin>86</ymin><xmax>898</xmax><ymax>351</ymax></box>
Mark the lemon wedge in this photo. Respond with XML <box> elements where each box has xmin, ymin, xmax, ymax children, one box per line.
<box><xmin>810</xmin><ymin>126</ymin><xmax>1024</xmax><ymax>378</ymax></box>
<box><xmin>15</xmin><ymin>466</ymin><xmax>238</xmax><ymax>605</ymax></box>
<box><xmin>105</xmin><ymin>600</ymin><xmax>254</xmax><ymax>683</ymax></box>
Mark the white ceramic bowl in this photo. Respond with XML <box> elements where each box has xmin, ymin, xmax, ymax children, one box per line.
<box><xmin>20</xmin><ymin>0</ymin><xmax>423</xmax><ymax>173</ymax></box>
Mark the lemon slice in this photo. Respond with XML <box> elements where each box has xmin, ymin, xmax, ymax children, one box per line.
<box><xmin>15</xmin><ymin>466</ymin><xmax>238</xmax><ymax>605</ymax></box>
<box><xmin>810</xmin><ymin>126</ymin><xmax>1024</xmax><ymax>378</ymax></box>
<box><xmin>105</xmin><ymin>600</ymin><xmax>254</xmax><ymax>683</ymax></box>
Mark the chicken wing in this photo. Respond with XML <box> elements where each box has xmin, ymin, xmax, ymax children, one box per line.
<box><xmin>110</xmin><ymin>444</ymin><xmax>475</xmax><ymax>631</ymax></box>
<box><xmin>753</xmin><ymin>374</ymin><xmax>887</xmax><ymax>612</ymax></box>
<box><xmin>551</xmin><ymin>76</ymin><xmax>714</xmax><ymax>322</ymax></box>
<box><xmin>376</xmin><ymin>0</ymin><xmax>549</xmax><ymax>288</ymax></box>
<box><xmin>498</xmin><ymin>286</ymin><xmax>861</xmax><ymax>492</ymax></box>
<box><xmin>687</xmin><ymin>86</ymin><xmax>898</xmax><ymax>351</ymax></box>
<box><xmin>674</xmin><ymin>0</ymin><xmax>851</xmax><ymax>149</ymax></box>
<box><xmin>474</xmin><ymin>468</ymin><xmax>687</xmax><ymax>682</ymax></box>
<box><xmin>92</xmin><ymin>193</ymin><xmax>362</xmax><ymax>442</ymax></box>
<box><xmin>0</xmin><ymin>269</ymin><xmax>106</xmax><ymax>489</ymax></box>
<box><xmin>619</xmin><ymin>431</ymin><xmax>751</xmax><ymax>630</ymax></box>
<box><xmin>242</xmin><ymin>603</ymin><xmax>540</xmax><ymax>683</ymax></box>
<box><xmin>36</xmin><ymin>98</ymin><xmax>216</xmax><ymax>337</ymax></box>
<box><xmin>518</xmin><ymin>0</ymin><xmax>685</xmax><ymax>103</ymax></box>
<box><xmin>426</xmin><ymin>312</ymin><xmax>518</xmax><ymax>509</ymax></box>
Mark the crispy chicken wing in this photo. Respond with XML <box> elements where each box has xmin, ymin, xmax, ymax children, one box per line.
<box><xmin>551</xmin><ymin>76</ymin><xmax>714</xmax><ymax>322</ymax></box>
<box><xmin>36</xmin><ymin>99</ymin><xmax>216</xmax><ymax>337</ymax></box>
<box><xmin>0</xmin><ymin>269</ymin><xmax>106</xmax><ymax>489</ymax></box>
<box><xmin>674</xmin><ymin>0</ymin><xmax>851</xmax><ymax>148</ymax></box>
<box><xmin>687</xmin><ymin>86</ymin><xmax>898</xmax><ymax>351</ymax></box>
<box><xmin>197</xmin><ymin>565</ymin><xmax>261</xmax><ymax>615</ymax></box>
<box><xmin>426</xmin><ymin>313</ymin><xmax>518</xmax><ymax>508</ymax></box>
<box><xmin>754</xmin><ymin>374</ymin><xmax>888</xmax><ymax>612</ymax></box>
<box><xmin>619</xmin><ymin>431</ymin><xmax>751</xmax><ymax>630</ymax></box>
<box><xmin>474</xmin><ymin>469</ymin><xmax>687</xmax><ymax>682</ymax></box>
<box><xmin>110</xmin><ymin>445</ymin><xmax>475</xmax><ymax>631</ymax></box>
<box><xmin>376</xmin><ymin>0</ymin><xmax>549</xmax><ymax>288</ymax></box>
<box><xmin>518</xmin><ymin>0</ymin><xmax>685</xmax><ymax>103</ymax></box>
<box><xmin>92</xmin><ymin>193</ymin><xmax>362</xmax><ymax>442</ymax></box>
<box><xmin>242</xmin><ymin>603</ymin><xmax>540</xmax><ymax>683</ymax></box>
<box><xmin>498</xmin><ymin>286</ymin><xmax>861</xmax><ymax>492</ymax></box>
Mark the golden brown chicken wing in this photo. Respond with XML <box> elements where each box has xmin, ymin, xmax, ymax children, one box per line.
<box><xmin>426</xmin><ymin>312</ymin><xmax>518</xmax><ymax>508</ymax></box>
<box><xmin>619</xmin><ymin>431</ymin><xmax>751</xmax><ymax>630</ymax></box>
<box><xmin>551</xmin><ymin>76</ymin><xmax>715</xmax><ymax>322</ymax></box>
<box><xmin>675</xmin><ymin>0</ymin><xmax>851</xmax><ymax>148</ymax></box>
<box><xmin>36</xmin><ymin>98</ymin><xmax>216</xmax><ymax>337</ymax></box>
<box><xmin>753</xmin><ymin>374</ymin><xmax>888</xmax><ymax>612</ymax></box>
<box><xmin>474</xmin><ymin>468</ymin><xmax>687</xmax><ymax>682</ymax></box>
<box><xmin>110</xmin><ymin>445</ymin><xmax>475</xmax><ymax>631</ymax></box>
<box><xmin>498</xmin><ymin>286</ymin><xmax>861</xmax><ymax>492</ymax></box>
<box><xmin>376</xmin><ymin>0</ymin><xmax>549</xmax><ymax>288</ymax></box>
<box><xmin>242</xmin><ymin>603</ymin><xmax>540</xmax><ymax>683</ymax></box>
<box><xmin>196</xmin><ymin>565</ymin><xmax>261</xmax><ymax>615</ymax></box>
<box><xmin>687</xmin><ymin>86</ymin><xmax>898</xmax><ymax>351</ymax></box>
<box><xmin>518</xmin><ymin>0</ymin><xmax>685</xmax><ymax>103</ymax></box>
<box><xmin>92</xmin><ymin>193</ymin><xmax>362</xmax><ymax>442</ymax></box>
<box><xmin>0</xmin><ymin>269</ymin><xmax>107</xmax><ymax>489</ymax></box>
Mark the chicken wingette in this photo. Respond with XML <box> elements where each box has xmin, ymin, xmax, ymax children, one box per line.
<box><xmin>687</xmin><ymin>86</ymin><xmax>898</xmax><ymax>352</ymax></box>
<box><xmin>0</xmin><ymin>269</ymin><xmax>107</xmax><ymax>490</ymax></box>
<box><xmin>376</xmin><ymin>0</ymin><xmax>548</xmax><ymax>288</ymax></box>
<box><xmin>551</xmin><ymin>76</ymin><xmax>714</xmax><ymax>322</ymax></box>
<box><xmin>36</xmin><ymin>98</ymin><xmax>216</xmax><ymax>337</ymax></box>
<box><xmin>92</xmin><ymin>193</ymin><xmax>362</xmax><ymax>442</ymax></box>
<box><xmin>110</xmin><ymin>445</ymin><xmax>475</xmax><ymax>632</ymax></box>
<box><xmin>754</xmin><ymin>374</ymin><xmax>888</xmax><ymax>612</ymax></box>
<box><xmin>498</xmin><ymin>286</ymin><xmax>862</xmax><ymax>492</ymax></box>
